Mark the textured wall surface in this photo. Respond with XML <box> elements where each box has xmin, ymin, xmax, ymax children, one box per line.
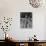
<box><xmin>0</xmin><ymin>0</ymin><xmax>46</xmax><ymax>40</ymax></box>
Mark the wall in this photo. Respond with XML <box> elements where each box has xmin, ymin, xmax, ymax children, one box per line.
<box><xmin>0</xmin><ymin>0</ymin><xmax>46</xmax><ymax>40</ymax></box>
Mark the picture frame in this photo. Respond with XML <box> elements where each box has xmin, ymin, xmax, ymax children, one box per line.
<box><xmin>20</xmin><ymin>12</ymin><xmax>32</xmax><ymax>28</ymax></box>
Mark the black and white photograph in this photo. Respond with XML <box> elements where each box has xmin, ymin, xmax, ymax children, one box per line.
<box><xmin>20</xmin><ymin>12</ymin><xmax>32</xmax><ymax>28</ymax></box>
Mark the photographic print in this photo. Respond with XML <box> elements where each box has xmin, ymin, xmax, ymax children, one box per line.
<box><xmin>20</xmin><ymin>12</ymin><xmax>32</xmax><ymax>28</ymax></box>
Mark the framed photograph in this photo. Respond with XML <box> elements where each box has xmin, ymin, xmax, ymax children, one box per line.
<box><xmin>20</xmin><ymin>12</ymin><xmax>32</xmax><ymax>28</ymax></box>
